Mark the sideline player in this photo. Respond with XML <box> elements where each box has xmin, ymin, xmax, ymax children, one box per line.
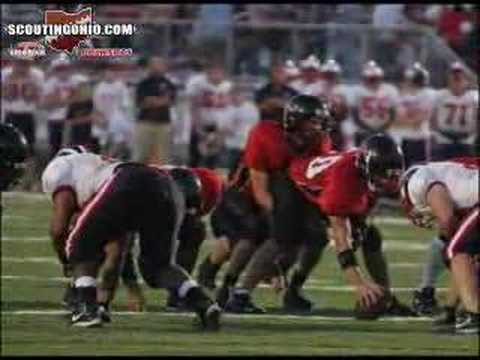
<box><xmin>42</xmin><ymin>147</ymin><xmax>222</xmax><ymax>329</ymax></box>
<box><xmin>400</xmin><ymin>157</ymin><xmax>479</xmax><ymax>334</ymax></box>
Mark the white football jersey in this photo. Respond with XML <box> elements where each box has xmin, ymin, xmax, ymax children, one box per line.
<box><xmin>42</xmin><ymin>153</ymin><xmax>122</xmax><ymax>208</ymax></box>
<box><xmin>392</xmin><ymin>87</ymin><xmax>438</xmax><ymax>140</ymax></box>
<box><xmin>93</xmin><ymin>80</ymin><xmax>133</xmax><ymax>142</ymax></box>
<box><xmin>402</xmin><ymin>160</ymin><xmax>479</xmax><ymax>224</ymax></box>
<box><xmin>186</xmin><ymin>73</ymin><xmax>233</xmax><ymax>131</ymax></box>
<box><xmin>350</xmin><ymin>83</ymin><xmax>399</xmax><ymax>130</ymax></box>
<box><xmin>42</xmin><ymin>73</ymin><xmax>88</xmax><ymax>122</ymax></box>
<box><xmin>1</xmin><ymin>66</ymin><xmax>44</xmax><ymax>113</ymax></box>
<box><xmin>431</xmin><ymin>89</ymin><xmax>478</xmax><ymax>144</ymax></box>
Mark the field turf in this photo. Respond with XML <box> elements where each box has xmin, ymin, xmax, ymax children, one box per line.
<box><xmin>1</xmin><ymin>192</ymin><xmax>478</xmax><ymax>355</ymax></box>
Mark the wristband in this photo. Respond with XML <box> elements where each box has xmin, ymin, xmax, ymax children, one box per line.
<box><xmin>337</xmin><ymin>249</ymin><xmax>358</xmax><ymax>270</ymax></box>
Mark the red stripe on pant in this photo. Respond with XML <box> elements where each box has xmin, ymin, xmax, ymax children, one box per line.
<box><xmin>65</xmin><ymin>173</ymin><xmax>119</xmax><ymax>258</ymax></box>
<box><xmin>446</xmin><ymin>207</ymin><xmax>479</xmax><ymax>260</ymax></box>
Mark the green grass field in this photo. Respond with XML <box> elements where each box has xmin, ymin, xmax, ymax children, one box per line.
<box><xmin>1</xmin><ymin>192</ymin><xmax>478</xmax><ymax>355</ymax></box>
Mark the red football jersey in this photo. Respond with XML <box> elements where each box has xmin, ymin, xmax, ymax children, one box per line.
<box><xmin>244</xmin><ymin>120</ymin><xmax>332</xmax><ymax>172</ymax></box>
<box><xmin>288</xmin><ymin>150</ymin><xmax>375</xmax><ymax>216</ymax></box>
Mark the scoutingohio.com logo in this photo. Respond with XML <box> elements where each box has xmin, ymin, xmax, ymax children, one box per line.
<box><xmin>4</xmin><ymin>7</ymin><xmax>136</xmax><ymax>58</ymax></box>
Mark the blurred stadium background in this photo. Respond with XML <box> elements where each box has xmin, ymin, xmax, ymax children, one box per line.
<box><xmin>1</xmin><ymin>4</ymin><xmax>478</xmax><ymax>189</ymax></box>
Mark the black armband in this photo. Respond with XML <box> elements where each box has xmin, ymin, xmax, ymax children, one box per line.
<box><xmin>337</xmin><ymin>249</ymin><xmax>358</xmax><ymax>270</ymax></box>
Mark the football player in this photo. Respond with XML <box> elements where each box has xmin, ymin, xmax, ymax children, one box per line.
<box><xmin>197</xmin><ymin>155</ymin><xmax>270</xmax><ymax>308</ymax></box>
<box><xmin>350</xmin><ymin>61</ymin><xmax>398</xmax><ymax>146</ymax></box>
<box><xmin>42</xmin><ymin>147</ymin><xmax>223</xmax><ymax>329</ymax></box>
<box><xmin>400</xmin><ymin>157</ymin><xmax>479</xmax><ymax>334</ymax></box>
<box><xmin>393</xmin><ymin>62</ymin><xmax>437</xmax><ymax>167</ymax></box>
<box><xmin>430</xmin><ymin>62</ymin><xmax>477</xmax><ymax>160</ymax></box>
<box><xmin>412</xmin><ymin>62</ymin><xmax>477</xmax><ymax>315</ymax></box>
<box><xmin>224</xmin><ymin>94</ymin><xmax>335</xmax><ymax>314</ymax></box>
<box><xmin>288</xmin><ymin>134</ymin><xmax>415</xmax><ymax>317</ymax></box>
<box><xmin>290</xmin><ymin>55</ymin><xmax>325</xmax><ymax>97</ymax></box>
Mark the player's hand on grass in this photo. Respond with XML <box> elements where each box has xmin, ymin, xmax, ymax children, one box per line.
<box><xmin>356</xmin><ymin>281</ymin><xmax>384</xmax><ymax>309</ymax></box>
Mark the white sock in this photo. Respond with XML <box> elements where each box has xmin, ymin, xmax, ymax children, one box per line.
<box><xmin>75</xmin><ymin>276</ymin><xmax>96</xmax><ymax>288</ymax></box>
<box><xmin>177</xmin><ymin>279</ymin><xmax>198</xmax><ymax>299</ymax></box>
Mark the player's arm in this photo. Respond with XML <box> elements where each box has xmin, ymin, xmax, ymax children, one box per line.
<box><xmin>329</xmin><ymin>215</ymin><xmax>384</xmax><ymax>307</ymax></box>
<box><xmin>249</xmin><ymin>168</ymin><xmax>273</xmax><ymax>212</ymax></box>
<box><xmin>426</xmin><ymin>183</ymin><xmax>459</xmax><ymax>239</ymax></box>
<box><xmin>50</xmin><ymin>190</ymin><xmax>77</xmax><ymax>266</ymax></box>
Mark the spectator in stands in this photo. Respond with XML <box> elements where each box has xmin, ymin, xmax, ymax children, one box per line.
<box><xmin>254</xmin><ymin>63</ymin><xmax>298</xmax><ymax>123</ymax></box>
<box><xmin>93</xmin><ymin>63</ymin><xmax>133</xmax><ymax>160</ymax></box>
<box><xmin>437</xmin><ymin>5</ymin><xmax>475</xmax><ymax>53</ymax></box>
<box><xmin>42</xmin><ymin>55</ymin><xmax>89</xmax><ymax>158</ymax></box>
<box><xmin>373</xmin><ymin>4</ymin><xmax>435</xmax><ymax>27</ymax></box>
<box><xmin>134</xmin><ymin>56</ymin><xmax>177</xmax><ymax>164</ymax></box>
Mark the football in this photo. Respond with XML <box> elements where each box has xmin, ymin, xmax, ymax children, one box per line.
<box><xmin>353</xmin><ymin>296</ymin><xmax>389</xmax><ymax>320</ymax></box>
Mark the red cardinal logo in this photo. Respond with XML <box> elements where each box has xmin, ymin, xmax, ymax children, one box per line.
<box><xmin>44</xmin><ymin>7</ymin><xmax>92</xmax><ymax>53</ymax></box>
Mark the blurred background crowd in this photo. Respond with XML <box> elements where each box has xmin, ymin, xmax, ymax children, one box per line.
<box><xmin>1</xmin><ymin>3</ymin><xmax>478</xmax><ymax>190</ymax></box>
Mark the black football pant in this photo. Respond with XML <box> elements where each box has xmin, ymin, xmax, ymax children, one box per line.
<box><xmin>66</xmin><ymin>163</ymin><xmax>190</xmax><ymax>291</ymax></box>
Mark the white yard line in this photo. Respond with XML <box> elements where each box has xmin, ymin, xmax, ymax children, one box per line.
<box><xmin>0</xmin><ymin>309</ymin><xmax>432</xmax><ymax>322</ymax></box>
<box><xmin>2</xmin><ymin>236</ymin><xmax>50</xmax><ymax>242</ymax></box>
<box><xmin>2</xmin><ymin>257</ymin><xmax>60</xmax><ymax>264</ymax></box>
<box><xmin>0</xmin><ymin>274</ymin><xmax>446</xmax><ymax>293</ymax></box>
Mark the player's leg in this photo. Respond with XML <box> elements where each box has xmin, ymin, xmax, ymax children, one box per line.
<box><xmin>445</xmin><ymin>207</ymin><xmax>479</xmax><ymax>334</ymax></box>
<box><xmin>283</xmin><ymin>202</ymin><xmax>329</xmax><ymax>313</ymax></box>
<box><xmin>66</xmin><ymin>170</ymin><xmax>131</xmax><ymax>327</ymax></box>
<box><xmin>120</xmin><ymin>238</ymin><xmax>146</xmax><ymax>312</ymax></box>
<box><xmin>412</xmin><ymin>236</ymin><xmax>445</xmax><ymax>315</ymax></box>
<box><xmin>166</xmin><ymin>215</ymin><xmax>206</xmax><ymax>310</ymax></box>
<box><xmin>228</xmin><ymin>172</ymin><xmax>304</xmax><ymax>313</ymax></box>
<box><xmin>215</xmin><ymin>194</ymin><xmax>269</xmax><ymax>307</ymax></box>
<box><xmin>136</xmin><ymin>171</ymin><xmax>221</xmax><ymax>330</ymax></box>
<box><xmin>96</xmin><ymin>240</ymin><xmax>126</xmax><ymax>322</ymax></box>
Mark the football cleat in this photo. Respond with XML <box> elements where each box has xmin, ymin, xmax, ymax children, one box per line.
<box><xmin>216</xmin><ymin>285</ymin><xmax>231</xmax><ymax>308</ymax></box>
<box><xmin>197</xmin><ymin>303</ymin><xmax>222</xmax><ymax>331</ymax></box>
<box><xmin>71</xmin><ymin>303</ymin><xmax>102</xmax><ymax>328</ymax></box>
<box><xmin>224</xmin><ymin>291</ymin><xmax>266</xmax><ymax>314</ymax></box>
<box><xmin>412</xmin><ymin>287</ymin><xmax>439</xmax><ymax>316</ymax></box>
<box><xmin>283</xmin><ymin>288</ymin><xmax>313</xmax><ymax>313</ymax></box>
<box><xmin>62</xmin><ymin>282</ymin><xmax>79</xmax><ymax>312</ymax></box>
<box><xmin>432</xmin><ymin>306</ymin><xmax>457</xmax><ymax>333</ymax></box>
<box><xmin>384</xmin><ymin>296</ymin><xmax>417</xmax><ymax>317</ymax></box>
<box><xmin>97</xmin><ymin>305</ymin><xmax>111</xmax><ymax>323</ymax></box>
<box><xmin>197</xmin><ymin>260</ymin><xmax>217</xmax><ymax>291</ymax></box>
<box><xmin>165</xmin><ymin>290</ymin><xmax>187</xmax><ymax>312</ymax></box>
<box><xmin>455</xmin><ymin>312</ymin><xmax>479</xmax><ymax>335</ymax></box>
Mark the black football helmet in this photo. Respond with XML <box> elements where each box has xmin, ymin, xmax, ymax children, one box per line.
<box><xmin>0</xmin><ymin>123</ymin><xmax>29</xmax><ymax>191</ymax></box>
<box><xmin>283</xmin><ymin>95</ymin><xmax>335</xmax><ymax>152</ymax></box>
<box><xmin>357</xmin><ymin>133</ymin><xmax>405</xmax><ymax>194</ymax></box>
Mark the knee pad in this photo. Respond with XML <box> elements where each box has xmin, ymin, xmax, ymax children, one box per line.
<box><xmin>362</xmin><ymin>225</ymin><xmax>383</xmax><ymax>253</ymax></box>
